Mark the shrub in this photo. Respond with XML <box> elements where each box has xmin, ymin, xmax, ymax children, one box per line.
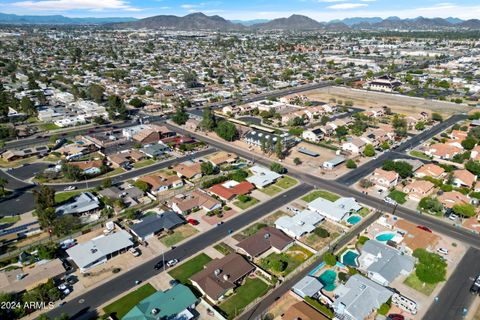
<box><xmin>357</xmin><ymin>235</ymin><xmax>369</xmax><ymax>245</ymax></box>
<box><xmin>338</xmin><ymin>272</ymin><xmax>348</xmax><ymax>282</ymax></box>
<box><xmin>346</xmin><ymin>159</ymin><xmax>357</xmax><ymax>169</ymax></box>
<box><xmin>314</xmin><ymin>227</ymin><xmax>330</xmax><ymax>238</ymax></box>
<box><xmin>324</xmin><ymin>252</ymin><xmax>337</xmax><ymax>266</ymax></box>
<box><xmin>237</xmin><ymin>195</ymin><xmax>251</xmax><ymax>203</ymax></box>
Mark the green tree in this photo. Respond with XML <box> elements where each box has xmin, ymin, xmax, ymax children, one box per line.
<box><xmin>418</xmin><ymin>197</ymin><xmax>443</xmax><ymax>215</ymax></box>
<box><xmin>171</xmin><ymin>105</ymin><xmax>189</xmax><ymax>125</ymax></box>
<box><xmin>413</xmin><ymin>248</ymin><xmax>447</xmax><ymax>284</ymax></box>
<box><xmin>275</xmin><ymin>139</ymin><xmax>284</xmax><ymax>160</ymax></box>
<box><xmin>107</xmin><ymin>95</ymin><xmax>128</xmax><ymax>120</ymax></box>
<box><xmin>34</xmin><ymin>185</ymin><xmax>56</xmax><ymax>211</ymax></box>
<box><xmin>382</xmin><ymin>160</ymin><xmax>413</xmax><ymax>178</ymax></box>
<box><xmin>215</xmin><ymin>120</ymin><xmax>238</xmax><ymax>141</ymax></box>
<box><xmin>20</xmin><ymin>96</ymin><xmax>36</xmax><ymax>116</ymax></box>
<box><xmin>465</xmin><ymin>160</ymin><xmax>480</xmax><ymax>175</ymax></box>
<box><xmin>88</xmin><ymin>84</ymin><xmax>104</xmax><ymax>103</ymax></box>
<box><xmin>363</xmin><ymin>144</ymin><xmax>375</xmax><ymax>157</ymax></box>
<box><xmin>61</xmin><ymin>163</ymin><xmax>83</xmax><ymax>181</ymax></box>
<box><xmin>293</xmin><ymin>157</ymin><xmax>302</xmax><ymax>165</ymax></box>
<box><xmin>461</xmin><ymin>136</ymin><xmax>477</xmax><ymax>150</ymax></box>
<box><xmin>346</xmin><ymin>159</ymin><xmax>357</xmax><ymax>169</ymax></box>
<box><xmin>431</xmin><ymin>113</ymin><xmax>443</xmax><ymax>122</ymax></box>
<box><xmin>0</xmin><ymin>177</ymin><xmax>7</xmax><ymax>196</ymax></box>
<box><xmin>415</xmin><ymin>121</ymin><xmax>426</xmax><ymax>131</ymax></box>
<box><xmin>381</xmin><ymin>141</ymin><xmax>390</xmax><ymax>150</ymax></box>
<box><xmin>335</xmin><ymin>126</ymin><xmax>348</xmax><ymax>141</ymax></box>
<box><xmin>201</xmin><ymin>161</ymin><xmax>216</xmax><ymax>175</ymax></box>
<box><xmin>101</xmin><ymin>178</ymin><xmax>112</xmax><ymax>189</ymax></box>
<box><xmin>270</xmin><ymin>162</ymin><xmax>285</xmax><ymax>174</ymax></box>
<box><xmin>270</xmin><ymin>259</ymin><xmax>287</xmax><ymax>273</ymax></box>
<box><xmin>133</xmin><ymin>180</ymin><xmax>150</xmax><ymax>192</ymax></box>
<box><xmin>324</xmin><ymin>252</ymin><xmax>337</xmax><ymax>266</ymax></box>
<box><xmin>129</xmin><ymin>97</ymin><xmax>145</xmax><ymax>108</ymax></box>
<box><xmin>200</xmin><ymin>107</ymin><xmax>217</xmax><ymax>131</ymax></box>
<box><xmin>452</xmin><ymin>203</ymin><xmax>476</xmax><ymax>217</ymax></box>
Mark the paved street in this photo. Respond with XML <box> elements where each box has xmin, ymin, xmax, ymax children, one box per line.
<box><xmin>337</xmin><ymin>113</ymin><xmax>468</xmax><ymax>185</ymax></box>
<box><xmin>45</xmin><ymin>183</ymin><xmax>313</xmax><ymax>319</ymax></box>
<box><xmin>423</xmin><ymin>247</ymin><xmax>480</xmax><ymax>320</ymax></box>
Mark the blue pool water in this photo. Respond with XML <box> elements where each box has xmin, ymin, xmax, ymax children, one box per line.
<box><xmin>376</xmin><ymin>232</ymin><xmax>395</xmax><ymax>242</ymax></box>
<box><xmin>341</xmin><ymin>250</ymin><xmax>359</xmax><ymax>267</ymax></box>
<box><xmin>318</xmin><ymin>270</ymin><xmax>337</xmax><ymax>291</ymax></box>
<box><xmin>347</xmin><ymin>215</ymin><xmax>362</xmax><ymax>225</ymax></box>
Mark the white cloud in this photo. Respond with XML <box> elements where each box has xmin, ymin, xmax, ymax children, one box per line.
<box><xmin>327</xmin><ymin>3</ymin><xmax>368</xmax><ymax>9</ymax></box>
<box><xmin>318</xmin><ymin>0</ymin><xmax>347</xmax><ymax>2</ymax></box>
<box><xmin>12</xmin><ymin>0</ymin><xmax>140</xmax><ymax>11</ymax></box>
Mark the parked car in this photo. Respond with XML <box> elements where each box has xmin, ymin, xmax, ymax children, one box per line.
<box><xmin>154</xmin><ymin>261</ymin><xmax>164</xmax><ymax>270</ymax></box>
<box><xmin>384</xmin><ymin>197</ymin><xmax>397</xmax><ymax>205</ymax></box>
<box><xmin>166</xmin><ymin>259</ymin><xmax>179</xmax><ymax>267</ymax></box>
<box><xmin>436</xmin><ymin>247</ymin><xmax>448</xmax><ymax>255</ymax></box>
<box><xmin>416</xmin><ymin>225</ymin><xmax>432</xmax><ymax>233</ymax></box>
<box><xmin>129</xmin><ymin>247</ymin><xmax>141</xmax><ymax>257</ymax></box>
<box><xmin>63</xmin><ymin>186</ymin><xmax>76</xmax><ymax>191</ymax></box>
<box><xmin>449</xmin><ymin>213</ymin><xmax>459</xmax><ymax>221</ymax></box>
<box><xmin>187</xmin><ymin>219</ymin><xmax>199</xmax><ymax>226</ymax></box>
<box><xmin>387</xmin><ymin>315</ymin><xmax>405</xmax><ymax>320</ymax></box>
<box><xmin>470</xmin><ymin>274</ymin><xmax>480</xmax><ymax>294</ymax></box>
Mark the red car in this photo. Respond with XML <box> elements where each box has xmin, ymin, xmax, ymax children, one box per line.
<box><xmin>187</xmin><ymin>219</ymin><xmax>199</xmax><ymax>225</ymax></box>
<box><xmin>417</xmin><ymin>225</ymin><xmax>432</xmax><ymax>233</ymax></box>
<box><xmin>387</xmin><ymin>314</ymin><xmax>405</xmax><ymax>320</ymax></box>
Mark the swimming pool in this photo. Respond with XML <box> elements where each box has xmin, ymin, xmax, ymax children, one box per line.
<box><xmin>341</xmin><ymin>249</ymin><xmax>359</xmax><ymax>267</ymax></box>
<box><xmin>375</xmin><ymin>232</ymin><xmax>395</xmax><ymax>242</ymax></box>
<box><xmin>318</xmin><ymin>269</ymin><xmax>337</xmax><ymax>291</ymax></box>
<box><xmin>346</xmin><ymin>215</ymin><xmax>362</xmax><ymax>225</ymax></box>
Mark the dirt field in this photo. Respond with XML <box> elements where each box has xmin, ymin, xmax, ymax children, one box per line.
<box><xmin>302</xmin><ymin>86</ymin><xmax>470</xmax><ymax>117</ymax></box>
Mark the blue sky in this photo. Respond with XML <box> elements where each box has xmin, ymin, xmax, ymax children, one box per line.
<box><xmin>2</xmin><ymin>0</ymin><xmax>480</xmax><ymax>21</ymax></box>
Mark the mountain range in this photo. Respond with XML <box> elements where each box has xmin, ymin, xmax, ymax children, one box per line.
<box><xmin>0</xmin><ymin>12</ymin><xmax>137</xmax><ymax>25</ymax></box>
<box><xmin>1</xmin><ymin>12</ymin><xmax>480</xmax><ymax>31</ymax></box>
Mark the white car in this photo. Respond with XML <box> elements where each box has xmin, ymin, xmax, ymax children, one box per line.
<box><xmin>437</xmin><ymin>247</ymin><xmax>449</xmax><ymax>255</ymax></box>
<box><xmin>449</xmin><ymin>213</ymin><xmax>459</xmax><ymax>221</ymax></box>
<box><xmin>166</xmin><ymin>259</ymin><xmax>179</xmax><ymax>267</ymax></box>
<box><xmin>63</xmin><ymin>186</ymin><xmax>76</xmax><ymax>191</ymax></box>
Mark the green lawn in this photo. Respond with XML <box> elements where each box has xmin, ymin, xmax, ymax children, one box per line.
<box><xmin>358</xmin><ymin>207</ymin><xmax>370</xmax><ymax>217</ymax></box>
<box><xmin>275</xmin><ymin>176</ymin><xmax>298</xmax><ymax>189</ymax></box>
<box><xmin>234</xmin><ymin>223</ymin><xmax>267</xmax><ymax>241</ymax></box>
<box><xmin>410</xmin><ymin>150</ymin><xmax>432</xmax><ymax>160</ymax></box>
<box><xmin>301</xmin><ymin>190</ymin><xmax>340</xmax><ymax>203</ymax></box>
<box><xmin>0</xmin><ymin>216</ymin><xmax>20</xmax><ymax>225</ymax></box>
<box><xmin>55</xmin><ymin>190</ymin><xmax>83</xmax><ymax>204</ymax></box>
<box><xmin>233</xmin><ymin>197</ymin><xmax>259</xmax><ymax>210</ymax></box>
<box><xmin>260</xmin><ymin>244</ymin><xmax>313</xmax><ymax>277</ymax></box>
<box><xmin>103</xmin><ymin>283</ymin><xmax>156</xmax><ymax>318</ymax></box>
<box><xmin>404</xmin><ymin>273</ymin><xmax>437</xmax><ymax>296</ymax></box>
<box><xmin>133</xmin><ymin>159</ymin><xmax>156</xmax><ymax>169</ymax></box>
<box><xmin>259</xmin><ymin>184</ymin><xmax>282</xmax><ymax>196</ymax></box>
<box><xmin>160</xmin><ymin>224</ymin><xmax>198</xmax><ymax>247</ymax></box>
<box><xmin>98</xmin><ymin>167</ymin><xmax>125</xmax><ymax>178</ymax></box>
<box><xmin>219</xmin><ymin>277</ymin><xmax>270</xmax><ymax>319</ymax></box>
<box><xmin>388</xmin><ymin>190</ymin><xmax>407</xmax><ymax>204</ymax></box>
<box><xmin>39</xmin><ymin>123</ymin><xmax>61</xmax><ymax>131</ymax></box>
<box><xmin>213</xmin><ymin>242</ymin><xmax>234</xmax><ymax>256</ymax></box>
<box><xmin>168</xmin><ymin>253</ymin><xmax>212</xmax><ymax>284</ymax></box>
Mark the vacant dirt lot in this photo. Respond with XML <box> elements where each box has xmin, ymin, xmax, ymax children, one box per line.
<box><xmin>303</xmin><ymin>86</ymin><xmax>470</xmax><ymax>117</ymax></box>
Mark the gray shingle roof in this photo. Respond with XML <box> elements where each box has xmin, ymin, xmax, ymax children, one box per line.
<box><xmin>129</xmin><ymin>211</ymin><xmax>184</xmax><ymax>239</ymax></box>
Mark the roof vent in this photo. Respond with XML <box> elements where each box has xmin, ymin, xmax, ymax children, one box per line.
<box><xmin>151</xmin><ymin>308</ymin><xmax>159</xmax><ymax>315</ymax></box>
<box><xmin>223</xmin><ymin>274</ymin><xmax>230</xmax><ymax>281</ymax></box>
<box><xmin>214</xmin><ymin>268</ymin><xmax>222</xmax><ymax>276</ymax></box>
<box><xmin>264</xmin><ymin>233</ymin><xmax>270</xmax><ymax>239</ymax></box>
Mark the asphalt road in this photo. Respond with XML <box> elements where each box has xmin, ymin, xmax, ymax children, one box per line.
<box><xmin>423</xmin><ymin>247</ymin><xmax>480</xmax><ymax>320</ymax></box>
<box><xmin>45</xmin><ymin>183</ymin><xmax>313</xmax><ymax>319</ymax></box>
<box><xmin>238</xmin><ymin>210</ymin><xmax>382</xmax><ymax>320</ymax></box>
<box><xmin>0</xmin><ymin>148</ymin><xmax>216</xmax><ymax>216</ymax></box>
<box><xmin>337</xmin><ymin>113</ymin><xmax>468</xmax><ymax>185</ymax></box>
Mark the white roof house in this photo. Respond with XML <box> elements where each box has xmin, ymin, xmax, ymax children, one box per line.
<box><xmin>55</xmin><ymin>192</ymin><xmax>100</xmax><ymax>216</ymax></box>
<box><xmin>292</xmin><ymin>275</ymin><xmax>324</xmax><ymax>298</ymax></box>
<box><xmin>333</xmin><ymin>274</ymin><xmax>393</xmax><ymax>320</ymax></box>
<box><xmin>274</xmin><ymin>209</ymin><xmax>324</xmax><ymax>238</ymax></box>
<box><xmin>308</xmin><ymin>197</ymin><xmax>361</xmax><ymax>222</ymax></box>
<box><xmin>246</xmin><ymin>165</ymin><xmax>282</xmax><ymax>189</ymax></box>
<box><xmin>358</xmin><ymin>240</ymin><xmax>415</xmax><ymax>286</ymax></box>
<box><xmin>66</xmin><ymin>229</ymin><xmax>133</xmax><ymax>273</ymax></box>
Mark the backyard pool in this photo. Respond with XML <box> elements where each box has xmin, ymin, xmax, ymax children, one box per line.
<box><xmin>375</xmin><ymin>232</ymin><xmax>395</xmax><ymax>242</ymax></box>
<box><xmin>341</xmin><ymin>249</ymin><xmax>359</xmax><ymax>267</ymax></box>
<box><xmin>346</xmin><ymin>215</ymin><xmax>362</xmax><ymax>225</ymax></box>
<box><xmin>318</xmin><ymin>269</ymin><xmax>337</xmax><ymax>291</ymax></box>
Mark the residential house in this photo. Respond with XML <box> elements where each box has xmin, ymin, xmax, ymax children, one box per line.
<box><xmin>66</xmin><ymin>229</ymin><xmax>133</xmax><ymax>273</ymax></box>
<box><xmin>139</xmin><ymin>173</ymin><xmax>183</xmax><ymax>194</ymax></box>
<box><xmin>283</xmin><ymin>301</ymin><xmax>329</xmax><ymax>320</ymax></box>
<box><xmin>292</xmin><ymin>275</ymin><xmax>324</xmax><ymax>299</ymax></box>
<box><xmin>246</xmin><ymin>165</ymin><xmax>282</xmax><ymax>189</ymax></box>
<box><xmin>403</xmin><ymin>180</ymin><xmax>435</xmax><ymax>201</ymax></box>
<box><xmin>414</xmin><ymin>163</ymin><xmax>445</xmax><ymax>179</ymax></box>
<box><xmin>323</xmin><ymin>156</ymin><xmax>346</xmax><ymax>170</ymax></box>
<box><xmin>190</xmin><ymin>253</ymin><xmax>255</xmax><ymax>303</ymax></box>
<box><xmin>208</xmin><ymin>180</ymin><xmax>255</xmax><ymax>201</ymax></box>
<box><xmin>205</xmin><ymin>151</ymin><xmax>238</xmax><ymax>167</ymax></box>
<box><xmin>98</xmin><ymin>184</ymin><xmax>144</xmax><ymax>208</ymax></box>
<box><xmin>108</xmin><ymin>150</ymin><xmax>145</xmax><ymax>168</ymax></box>
<box><xmin>139</xmin><ymin>143</ymin><xmax>170</xmax><ymax>158</ymax></box>
<box><xmin>426</xmin><ymin>143</ymin><xmax>463</xmax><ymax>160</ymax></box>
<box><xmin>308</xmin><ymin>197</ymin><xmax>362</xmax><ymax>223</ymax></box>
<box><xmin>302</xmin><ymin>129</ymin><xmax>324</xmax><ymax>143</ymax></box>
<box><xmin>55</xmin><ymin>192</ymin><xmax>101</xmax><ymax>217</ymax></box>
<box><xmin>236</xmin><ymin>226</ymin><xmax>293</xmax><ymax>259</ymax></box>
<box><xmin>129</xmin><ymin>211</ymin><xmax>184</xmax><ymax>241</ymax></box>
<box><xmin>369</xmin><ymin>168</ymin><xmax>399</xmax><ymax>189</ymax></box>
<box><xmin>275</xmin><ymin>210</ymin><xmax>324</xmax><ymax>239</ymax></box>
<box><xmin>123</xmin><ymin>284</ymin><xmax>197</xmax><ymax>320</ymax></box>
<box><xmin>332</xmin><ymin>274</ymin><xmax>393</xmax><ymax>320</ymax></box>
<box><xmin>173</xmin><ymin>162</ymin><xmax>203</xmax><ymax>180</ymax></box>
<box><xmin>169</xmin><ymin>190</ymin><xmax>221</xmax><ymax>215</ymax></box>
<box><xmin>452</xmin><ymin>169</ymin><xmax>476</xmax><ymax>188</ymax></box>
<box><xmin>358</xmin><ymin>240</ymin><xmax>415</xmax><ymax>286</ymax></box>
<box><xmin>394</xmin><ymin>219</ymin><xmax>439</xmax><ymax>253</ymax></box>
<box><xmin>470</xmin><ymin>145</ymin><xmax>480</xmax><ymax>161</ymax></box>
<box><xmin>450</xmin><ymin>129</ymin><xmax>468</xmax><ymax>141</ymax></box>
<box><xmin>70</xmin><ymin>160</ymin><xmax>103</xmax><ymax>175</ymax></box>
<box><xmin>341</xmin><ymin>137</ymin><xmax>367</xmax><ymax>154</ymax></box>
<box><xmin>366</xmin><ymin>75</ymin><xmax>402</xmax><ymax>92</ymax></box>
<box><xmin>438</xmin><ymin>191</ymin><xmax>471</xmax><ymax>209</ymax></box>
